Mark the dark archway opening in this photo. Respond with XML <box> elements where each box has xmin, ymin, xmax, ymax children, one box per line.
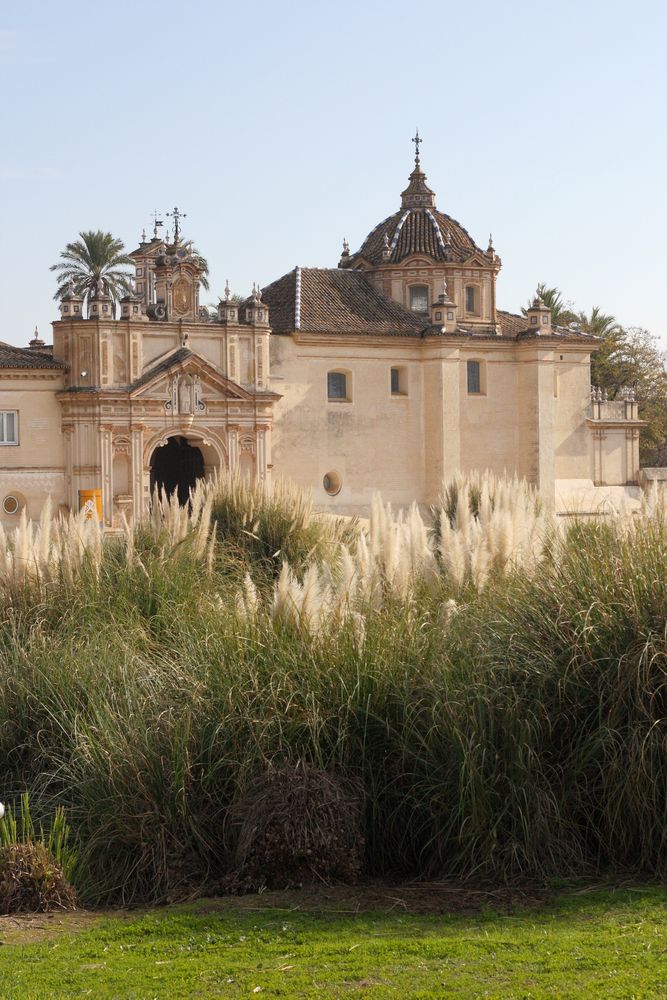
<box><xmin>150</xmin><ymin>436</ymin><xmax>205</xmax><ymax>505</ymax></box>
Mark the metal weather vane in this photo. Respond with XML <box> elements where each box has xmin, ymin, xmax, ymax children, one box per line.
<box><xmin>150</xmin><ymin>210</ymin><xmax>164</xmax><ymax>238</ymax></box>
<box><xmin>167</xmin><ymin>206</ymin><xmax>187</xmax><ymax>242</ymax></box>
<box><xmin>412</xmin><ymin>127</ymin><xmax>422</xmax><ymax>167</ymax></box>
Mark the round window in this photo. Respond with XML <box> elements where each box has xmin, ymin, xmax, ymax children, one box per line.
<box><xmin>3</xmin><ymin>495</ymin><xmax>20</xmax><ymax>515</ymax></box>
<box><xmin>323</xmin><ymin>471</ymin><xmax>342</xmax><ymax>496</ymax></box>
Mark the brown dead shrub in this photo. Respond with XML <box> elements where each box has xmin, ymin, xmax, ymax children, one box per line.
<box><xmin>0</xmin><ymin>842</ymin><xmax>78</xmax><ymax>914</ymax></box>
<box><xmin>224</xmin><ymin>762</ymin><xmax>365</xmax><ymax>891</ymax></box>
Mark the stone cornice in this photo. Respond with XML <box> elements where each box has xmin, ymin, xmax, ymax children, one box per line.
<box><xmin>586</xmin><ymin>418</ymin><xmax>647</xmax><ymax>429</ymax></box>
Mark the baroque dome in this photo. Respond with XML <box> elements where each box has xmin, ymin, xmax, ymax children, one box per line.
<box><xmin>347</xmin><ymin>151</ymin><xmax>487</xmax><ymax>267</ymax></box>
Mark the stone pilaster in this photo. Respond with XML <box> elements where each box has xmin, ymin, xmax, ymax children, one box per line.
<box><xmin>256</xmin><ymin>425</ymin><xmax>268</xmax><ymax>482</ymax></box>
<box><xmin>593</xmin><ymin>428</ymin><xmax>605</xmax><ymax>485</ymax></box>
<box><xmin>131</xmin><ymin>424</ymin><xmax>145</xmax><ymax>519</ymax></box>
<box><xmin>99</xmin><ymin>424</ymin><xmax>113</xmax><ymax>527</ymax></box>
<box><xmin>227</xmin><ymin>425</ymin><xmax>239</xmax><ymax>473</ymax></box>
<box><xmin>62</xmin><ymin>423</ymin><xmax>75</xmax><ymax>512</ymax></box>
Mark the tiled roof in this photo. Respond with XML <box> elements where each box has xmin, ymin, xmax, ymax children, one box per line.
<box><xmin>0</xmin><ymin>341</ymin><xmax>67</xmax><ymax>370</ymax></box>
<box><xmin>496</xmin><ymin>311</ymin><xmax>527</xmax><ymax>337</ymax></box>
<box><xmin>262</xmin><ymin>268</ymin><xmax>427</xmax><ymax>337</ymax></box>
<box><xmin>351</xmin><ymin>206</ymin><xmax>486</xmax><ymax>266</ymax></box>
<box><xmin>496</xmin><ymin>311</ymin><xmax>599</xmax><ymax>342</ymax></box>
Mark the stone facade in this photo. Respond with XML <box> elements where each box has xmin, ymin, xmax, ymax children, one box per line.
<box><xmin>0</xmin><ymin>146</ymin><xmax>648</xmax><ymax>527</ymax></box>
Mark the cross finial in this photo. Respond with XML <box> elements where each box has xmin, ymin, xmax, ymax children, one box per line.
<box><xmin>412</xmin><ymin>128</ymin><xmax>422</xmax><ymax>167</ymax></box>
<box><xmin>167</xmin><ymin>206</ymin><xmax>187</xmax><ymax>242</ymax></box>
<box><xmin>150</xmin><ymin>210</ymin><xmax>163</xmax><ymax>239</ymax></box>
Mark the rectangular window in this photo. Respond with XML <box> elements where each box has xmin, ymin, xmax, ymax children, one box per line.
<box><xmin>467</xmin><ymin>360</ymin><xmax>481</xmax><ymax>394</ymax></box>
<box><xmin>390</xmin><ymin>367</ymin><xmax>407</xmax><ymax>395</ymax></box>
<box><xmin>409</xmin><ymin>285</ymin><xmax>429</xmax><ymax>313</ymax></box>
<box><xmin>0</xmin><ymin>411</ymin><xmax>18</xmax><ymax>445</ymax></box>
<box><xmin>465</xmin><ymin>286</ymin><xmax>475</xmax><ymax>313</ymax></box>
<box><xmin>327</xmin><ymin>371</ymin><xmax>347</xmax><ymax>400</ymax></box>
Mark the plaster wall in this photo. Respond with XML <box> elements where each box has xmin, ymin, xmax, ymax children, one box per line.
<box><xmin>457</xmin><ymin>348</ymin><xmax>520</xmax><ymax>478</ymax></box>
<box><xmin>269</xmin><ymin>333</ymin><xmax>628</xmax><ymax>512</ymax></box>
<box><xmin>270</xmin><ymin>335</ymin><xmax>425</xmax><ymax>512</ymax></box>
<box><xmin>554</xmin><ymin>353</ymin><xmax>593</xmax><ymax>479</ymax></box>
<box><xmin>0</xmin><ymin>372</ymin><xmax>66</xmax><ymax>524</ymax></box>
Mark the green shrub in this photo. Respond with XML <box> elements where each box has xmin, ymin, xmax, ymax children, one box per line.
<box><xmin>0</xmin><ymin>794</ymin><xmax>78</xmax><ymax>913</ymax></box>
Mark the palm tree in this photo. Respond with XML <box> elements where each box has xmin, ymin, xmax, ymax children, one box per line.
<box><xmin>523</xmin><ymin>283</ymin><xmax>578</xmax><ymax>327</ymax></box>
<box><xmin>51</xmin><ymin>231</ymin><xmax>133</xmax><ymax>313</ymax></box>
<box><xmin>190</xmin><ymin>248</ymin><xmax>210</xmax><ymax>291</ymax></box>
<box><xmin>578</xmin><ymin>305</ymin><xmax>618</xmax><ymax>337</ymax></box>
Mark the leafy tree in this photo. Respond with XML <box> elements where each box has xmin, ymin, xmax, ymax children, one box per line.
<box><xmin>533</xmin><ymin>285</ymin><xmax>667</xmax><ymax>466</ymax></box>
<box><xmin>590</xmin><ymin>325</ymin><xmax>667</xmax><ymax>466</ymax></box>
<box><xmin>51</xmin><ymin>231</ymin><xmax>133</xmax><ymax>312</ymax></box>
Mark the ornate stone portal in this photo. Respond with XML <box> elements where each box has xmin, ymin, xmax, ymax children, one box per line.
<box><xmin>53</xmin><ymin>229</ymin><xmax>280</xmax><ymax>529</ymax></box>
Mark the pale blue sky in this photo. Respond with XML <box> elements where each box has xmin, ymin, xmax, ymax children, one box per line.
<box><xmin>1</xmin><ymin>0</ymin><xmax>665</xmax><ymax>347</ymax></box>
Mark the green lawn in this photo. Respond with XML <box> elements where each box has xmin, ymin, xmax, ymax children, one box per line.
<box><xmin>0</xmin><ymin>888</ymin><xmax>665</xmax><ymax>999</ymax></box>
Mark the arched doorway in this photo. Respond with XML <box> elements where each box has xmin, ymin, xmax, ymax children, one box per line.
<box><xmin>150</xmin><ymin>436</ymin><xmax>205</xmax><ymax>505</ymax></box>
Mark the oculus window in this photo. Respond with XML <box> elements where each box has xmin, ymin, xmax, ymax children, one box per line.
<box><xmin>323</xmin><ymin>471</ymin><xmax>342</xmax><ymax>496</ymax></box>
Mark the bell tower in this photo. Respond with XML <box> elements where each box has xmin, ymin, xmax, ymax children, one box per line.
<box><xmin>131</xmin><ymin>208</ymin><xmax>203</xmax><ymax>323</ymax></box>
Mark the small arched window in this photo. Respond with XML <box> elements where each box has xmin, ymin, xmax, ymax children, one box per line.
<box><xmin>327</xmin><ymin>370</ymin><xmax>350</xmax><ymax>401</ymax></box>
<box><xmin>409</xmin><ymin>285</ymin><xmax>429</xmax><ymax>313</ymax></box>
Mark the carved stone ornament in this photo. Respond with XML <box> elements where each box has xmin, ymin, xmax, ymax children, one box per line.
<box><xmin>173</xmin><ymin>277</ymin><xmax>191</xmax><ymax>315</ymax></box>
<box><xmin>165</xmin><ymin>373</ymin><xmax>206</xmax><ymax>414</ymax></box>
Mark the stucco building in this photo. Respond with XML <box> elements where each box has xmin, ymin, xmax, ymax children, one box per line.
<box><xmin>0</xmin><ymin>143</ymin><xmax>645</xmax><ymax>527</ymax></box>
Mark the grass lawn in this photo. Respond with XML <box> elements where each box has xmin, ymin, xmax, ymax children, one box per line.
<box><xmin>0</xmin><ymin>886</ymin><xmax>665</xmax><ymax>999</ymax></box>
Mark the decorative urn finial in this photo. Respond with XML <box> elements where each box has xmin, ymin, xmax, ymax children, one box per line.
<box><xmin>29</xmin><ymin>325</ymin><xmax>45</xmax><ymax>350</ymax></box>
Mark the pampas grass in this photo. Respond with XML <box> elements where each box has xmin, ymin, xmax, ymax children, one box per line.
<box><xmin>0</xmin><ymin>472</ymin><xmax>664</xmax><ymax>904</ymax></box>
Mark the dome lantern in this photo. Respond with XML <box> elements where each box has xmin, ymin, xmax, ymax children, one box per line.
<box><xmin>400</xmin><ymin>128</ymin><xmax>437</xmax><ymax>210</ymax></box>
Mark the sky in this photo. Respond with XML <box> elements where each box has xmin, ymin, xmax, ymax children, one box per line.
<box><xmin>1</xmin><ymin>0</ymin><xmax>666</xmax><ymax>348</ymax></box>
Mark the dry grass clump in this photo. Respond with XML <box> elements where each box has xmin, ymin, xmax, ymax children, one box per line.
<box><xmin>0</xmin><ymin>842</ymin><xmax>77</xmax><ymax>914</ymax></box>
<box><xmin>211</xmin><ymin>473</ymin><xmax>356</xmax><ymax>577</ymax></box>
<box><xmin>256</xmin><ymin>472</ymin><xmax>555</xmax><ymax>634</ymax></box>
<box><xmin>224</xmin><ymin>763</ymin><xmax>365</xmax><ymax>891</ymax></box>
<box><xmin>0</xmin><ymin>483</ymin><xmax>219</xmax><ymax>608</ymax></box>
<box><xmin>0</xmin><ymin>499</ymin><xmax>103</xmax><ymax>601</ymax></box>
<box><xmin>434</xmin><ymin>470</ymin><xmax>553</xmax><ymax>589</ymax></box>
